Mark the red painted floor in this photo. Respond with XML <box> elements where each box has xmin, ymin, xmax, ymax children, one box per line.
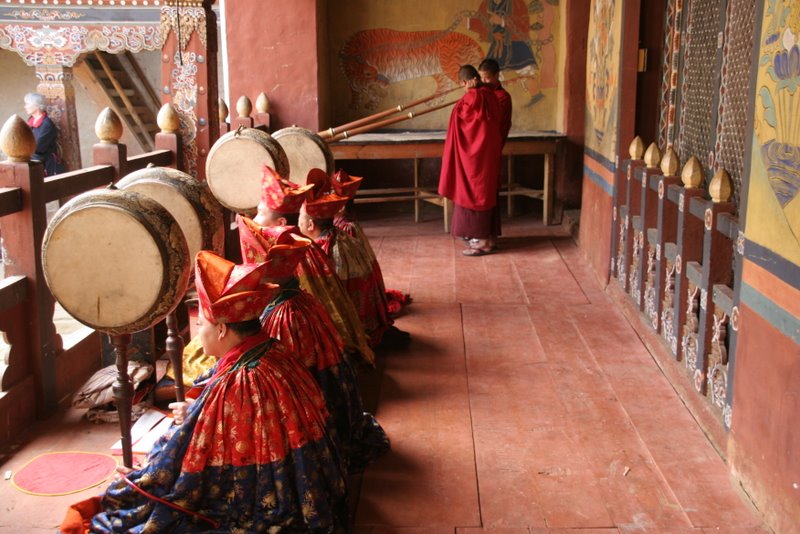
<box><xmin>0</xmin><ymin>209</ymin><xmax>769</xmax><ymax>533</ymax></box>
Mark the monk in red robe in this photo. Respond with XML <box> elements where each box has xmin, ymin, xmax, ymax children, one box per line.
<box><xmin>438</xmin><ymin>64</ymin><xmax>503</xmax><ymax>256</ymax></box>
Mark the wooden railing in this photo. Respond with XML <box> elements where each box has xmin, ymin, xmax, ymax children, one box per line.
<box><xmin>0</xmin><ymin>103</ymin><xmax>183</xmax><ymax>450</ymax></box>
<box><xmin>218</xmin><ymin>93</ymin><xmax>271</xmax><ymax>134</ymax></box>
<box><xmin>612</xmin><ymin>137</ymin><xmax>739</xmax><ymax>429</ymax></box>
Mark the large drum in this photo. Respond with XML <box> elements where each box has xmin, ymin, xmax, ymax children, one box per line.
<box><xmin>205</xmin><ymin>127</ymin><xmax>290</xmax><ymax>214</ymax></box>
<box><xmin>116</xmin><ymin>166</ymin><xmax>224</xmax><ymax>260</ymax></box>
<box><xmin>42</xmin><ymin>189</ymin><xmax>191</xmax><ymax>335</ymax></box>
<box><xmin>272</xmin><ymin>126</ymin><xmax>334</xmax><ymax>185</ymax></box>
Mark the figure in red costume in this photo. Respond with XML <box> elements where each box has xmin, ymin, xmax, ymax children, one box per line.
<box><xmin>438</xmin><ymin>64</ymin><xmax>503</xmax><ymax>256</ymax></box>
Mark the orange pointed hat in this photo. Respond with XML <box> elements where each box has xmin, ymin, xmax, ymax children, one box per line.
<box><xmin>330</xmin><ymin>169</ymin><xmax>363</xmax><ymax>199</ymax></box>
<box><xmin>304</xmin><ymin>167</ymin><xmax>348</xmax><ymax>219</ymax></box>
<box><xmin>194</xmin><ymin>250</ymin><xmax>279</xmax><ymax>324</ymax></box>
<box><xmin>304</xmin><ymin>193</ymin><xmax>348</xmax><ymax>219</ymax></box>
<box><xmin>259</xmin><ymin>165</ymin><xmax>314</xmax><ymax>214</ymax></box>
<box><xmin>237</xmin><ymin>216</ymin><xmax>311</xmax><ymax>279</ymax></box>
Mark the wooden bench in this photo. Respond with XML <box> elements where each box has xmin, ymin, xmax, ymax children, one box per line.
<box><xmin>330</xmin><ymin>131</ymin><xmax>565</xmax><ymax>231</ymax></box>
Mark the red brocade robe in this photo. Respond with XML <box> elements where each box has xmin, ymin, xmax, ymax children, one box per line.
<box><xmin>314</xmin><ymin>228</ymin><xmax>393</xmax><ymax>348</ymax></box>
<box><xmin>438</xmin><ymin>85</ymin><xmax>503</xmax><ymax>211</ymax></box>
<box><xmin>295</xmin><ymin>233</ymin><xmax>376</xmax><ymax>366</ymax></box>
<box><xmin>261</xmin><ymin>283</ymin><xmax>390</xmax><ymax>472</ymax></box>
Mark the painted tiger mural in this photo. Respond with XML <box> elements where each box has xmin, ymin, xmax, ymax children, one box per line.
<box><xmin>339</xmin><ymin>26</ymin><xmax>483</xmax><ymax>110</ymax></box>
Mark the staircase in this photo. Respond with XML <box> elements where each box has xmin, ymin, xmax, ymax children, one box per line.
<box><xmin>74</xmin><ymin>51</ymin><xmax>161</xmax><ymax>151</ymax></box>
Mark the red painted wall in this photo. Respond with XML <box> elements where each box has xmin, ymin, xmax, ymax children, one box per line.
<box><xmin>577</xmin><ymin>171</ymin><xmax>612</xmax><ymax>284</ymax></box>
<box><xmin>225</xmin><ymin>0</ymin><xmax>325</xmax><ymax>131</ymax></box>
<box><xmin>730</xmin><ymin>304</ymin><xmax>800</xmax><ymax>533</ymax></box>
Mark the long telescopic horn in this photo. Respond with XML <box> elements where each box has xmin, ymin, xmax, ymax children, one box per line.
<box><xmin>326</xmin><ymin>98</ymin><xmax>459</xmax><ymax>143</ymax></box>
<box><xmin>319</xmin><ymin>86</ymin><xmax>461</xmax><ymax>139</ymax></box>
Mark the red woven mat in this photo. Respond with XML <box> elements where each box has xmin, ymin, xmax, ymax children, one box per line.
<box><xmin>11</xmin><ymin>451</ymin><xmax>118</xmax><ymax>496</ymax></box>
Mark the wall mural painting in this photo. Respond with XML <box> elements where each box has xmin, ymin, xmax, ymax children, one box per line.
<box><xmin>337</xmin><ymin>0</ymin><xmax>559</xmax><ymax>131</ymax></box>
<box><xmin>584</xmin><ymin>0</ymin><xmax>620</xmax><ymax>164</ymax></box>
<box><xmin>752</xmin><ymin>0</ymin><xmax>800</xmax><ymax>256</ymax></box>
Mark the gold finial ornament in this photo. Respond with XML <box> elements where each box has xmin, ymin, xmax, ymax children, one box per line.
<box><xmin>236</xmin><ymin>95</ymin><xmax>252</xmax><ymax>118</ymax></box>
<box><xmin>709</xmin><ymin>168</ymin><xmax>733</xmax><ymax>203</ymax></box>
<box><xmin>0</xmin><ymin>115</ymin><xmax>36</xmax><ymax>162</ymax></box>
<box><xmin>660</xmin><ymin>146</ymin><xmax>679</xmax><ymax>176</ymax></box>
<box><xmin>644</xmin><ymin>142</ymin><xmax>661</xmax><ymax>169</ymax></box>
<box><xmin>218</xmin><ymin>98</ymin><xmax>229</xmax><ymax>122</ymax></box>
<box><xmin>680</xmin><ymin>156</ymin><xmax>704</xmax><ymax>188</ymax></box>
<box><xmin>629</xmin><ymin>136</ymin><xmax>645</xmax><ymax>160</ymax></box>
<box><xmin>95</xmin><ymin>107</ymin><xmax>123</xmax><ymax>144</ymax></box>
<box><xmin>157</xmin><ymin>103</ymin><xmax>180</xmax><ymax>134</ymax></box>
<box><xmin>255</xmin><ymin>92</ymin><xmax>270</xmax><ymax>113</ymax></box>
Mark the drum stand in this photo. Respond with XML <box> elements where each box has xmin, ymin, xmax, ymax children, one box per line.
<box><xmin>110</xmin><ymin>313</ymin><xmax>185</xmax><ymax>469</ymax></box>
<box><xmin>109</xmin><ymin>333</ymin><xmax>134</xmax><ymax>468</ymax></box>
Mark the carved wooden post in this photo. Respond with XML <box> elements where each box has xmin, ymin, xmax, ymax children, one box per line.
<box><xmin>155</xmin><ymin>103</ymin><xmax>183</xmax><ymax>169</ymax></box>
<box><xmin>165</xmin><ymin>311</ymin><xmax>186</xmax><ymax>403</ymax></box>
<box><xmin>254</xmin><ymin>92</ymin><xmax>271</xmax><ymax>131</ymax></box>
<box><xmin>232</xmin><ymin>96</ymin><xmax>254</xmax><ymax>129</ymax></box>
<box><xmin>92</xmin><ymin>108</ymin><xmax>127</xmax><ymax>181</ymax></box>
<box><xmin>613</xmin><ymin>136</ymin><xmax>645</xmax><ymax>287</ymax></box>
<box><xmin>34</xmin><ymin>65</ymin><xmax>82</xmax><ymax>172</ymax></box>
<box><xmin>0</xmin><ymin>115</ymin><xmax>60</xmax><ymax>416</ymax></box>
<box><xmin>630</xmin><ymin>142</ymin><xmax>662</xmax><ymax>308</ymax></box>
<box><xmin>663</xmin><ymin>156</ymin><xmax>706</xmax><ymax>360</ymax></box>
<box><xmin>110</xmin><ymin>333</ymin><xmax>134</xmax><ymax>468</ymax></box>
<box><xmin>219</xmin><ymin>98</ymin><xmax>230</xmax><ymax>135</ymax></box>
<box><xmin>643</xmin><ymin>147</ymin><xmax>681</xmax><ymax>332</ymax></box>
<box><xmin>685</xmin><ymin>169</ymin><xmax>735</xmax><ymax>394</ymax></box>
<box><xmin>160</xmin><ymin>0</ymin><xmax>219</xmax><ymax>180</ymax></box>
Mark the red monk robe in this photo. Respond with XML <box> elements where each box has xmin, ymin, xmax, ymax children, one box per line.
<box><xmin>438</xmin><ymin>84</ymin><xmax>503</xmax><ymax>212</ymax></box>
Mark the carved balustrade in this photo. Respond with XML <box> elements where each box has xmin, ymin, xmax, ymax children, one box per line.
<box><xmin>618</xmin><ymin>136</ymin><xmax>743</xmax><ymax>429</ymax></box>
<box><xmin>0</xmin><ymin>105</ymin><xmax>182</xmax><ymax>449</ymax></box>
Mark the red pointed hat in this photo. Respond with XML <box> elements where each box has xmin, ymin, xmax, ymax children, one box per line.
<box><xmin>237</xmin><ymin>216</ymin><xmax>311</xmax><ymax>278</ymax></box>
<box><xmin>194</xmin><ymin>250</ymin><xmax>279</xmax><ymax>324</ymax></box>
<box><xmin>306</xmin><ymin>168</ymin><xmax>333</xmax><ymax>197</ymax></box>
<box><xmin>259</xmin><ymin>165</ymin><xmax>314</xmax><ymax>214</ymax></box>
<box><xmin>304</xmin><ymin>193</ymin><xmax>348</xmax><ymax>219</ymax></box>
<box><xmin>330</xmin><ymin>169</ymin><xmax>363</xmax><ymax>199</ymax></box>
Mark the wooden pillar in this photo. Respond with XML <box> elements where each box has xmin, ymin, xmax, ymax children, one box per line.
<box><xmin>643</xmin><ymin>147</ymin><xmax>681</xmax><ymax>332</ymax></box>
<box><xmin>0</xmin><ymin>116</ymin><xmax>60</xmax><ymax>416</ymax></box>
<box><xmin>160</xmin><ymin>0</ymin><xmax>219</xmax><ymax>179</ymax></box>
<box><xmin>663</xmin><ymin>156</ymin><xmax>706</xmax><ymax>359</ymax></box>
<box><xmin>34</xmin><ymin>65</ymin><xmax>81</xmax><ymax>172</ymax></box>
<box><xmin>92</xmin><ymin>108</ymin><xmax>127</xmax><ymax>180</ymax></box>
<box><xmin>688</xmin><ymin>170</ymin><xmax>735</xmax><ymax>394</ymax></box>
<box><xmin>613</xmin><ymin>136</ymin><xmax>645</xmax><ymax>289</ymax></box>
<box><xmin>629</xmin><ymin>142</ymin><xmax>662</xmax><ymax>308</ymax></box>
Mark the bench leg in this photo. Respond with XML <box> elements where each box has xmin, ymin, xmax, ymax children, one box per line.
<box><xmin>414</xmin><ymin>158</ymin><xmax>421</xmax><ymax>223</ymax></box>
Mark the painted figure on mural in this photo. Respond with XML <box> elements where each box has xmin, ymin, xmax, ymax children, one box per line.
<box><xmin>467</xmin><ymin>0</ymin><xmax>545</xmax><ymax>106</ymax></box>
<box><xmin>24</xmin><ymin>92</ymin><xmax>64</xmax><ymax>176</ymax></box>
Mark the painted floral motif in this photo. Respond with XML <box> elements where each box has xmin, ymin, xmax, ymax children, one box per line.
<box><xmin>757</xmin><ymin>1</ymin><xmax>800</xmax><ymax>242</ymax></box>
<box><xmin>0</xmin><ymin>23</ymin><xmax>160</xmax><ymax>66</ymax></box>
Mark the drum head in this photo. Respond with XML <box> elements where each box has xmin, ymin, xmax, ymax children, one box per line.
<box><xmin>205</xmin><ymin>128</ymin><xmax>290</xmax><ymax>214</ymax></box>
<box><xmin>42</xmin><ymin>189</ymin><xmax>191</xmax><ymax>335</ymax></box>
<box><xmin>117</xmin><ymin>167</ymin><xmax>224</xmax><ymax>259</ymax></box>
<box><xmin>273</xmin><ymin>126</ymin><xmax>334</xmax><ymax>185</ymax></box>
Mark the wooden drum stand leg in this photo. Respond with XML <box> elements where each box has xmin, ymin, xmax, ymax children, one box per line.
<box><xmin>165</xmin><ymin>312</ymin><xmax>186</xmax><ymax>403</ymax></box>
<box><xmin>110</xmin><ymin>333</ymin><xmax>134</xmax><ymax>468</ymax></box>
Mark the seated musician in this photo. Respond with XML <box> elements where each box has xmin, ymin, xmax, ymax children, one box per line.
<box><xmin>298</xmin><ymin>173</ymin><xmax>409</xmax><ymax>348</ymax></box>
<box><xmin>91</xmin><ymin>251</ymin><xmax>348</xmax><ymax>532</ymax></box>
<box><xmin>238</xmin><ymin>217</ymin><xmax>390</xmax><ymax>472</ymax></box>
<box><xmin>330</xmin><ymin>169</ymin><xmax>411</xmax><ymax>316</ymax></box>
<box><xmin>254</xmin><ymin>166</ymin><xmax>376</xmax><ymax>366</ymax></box>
